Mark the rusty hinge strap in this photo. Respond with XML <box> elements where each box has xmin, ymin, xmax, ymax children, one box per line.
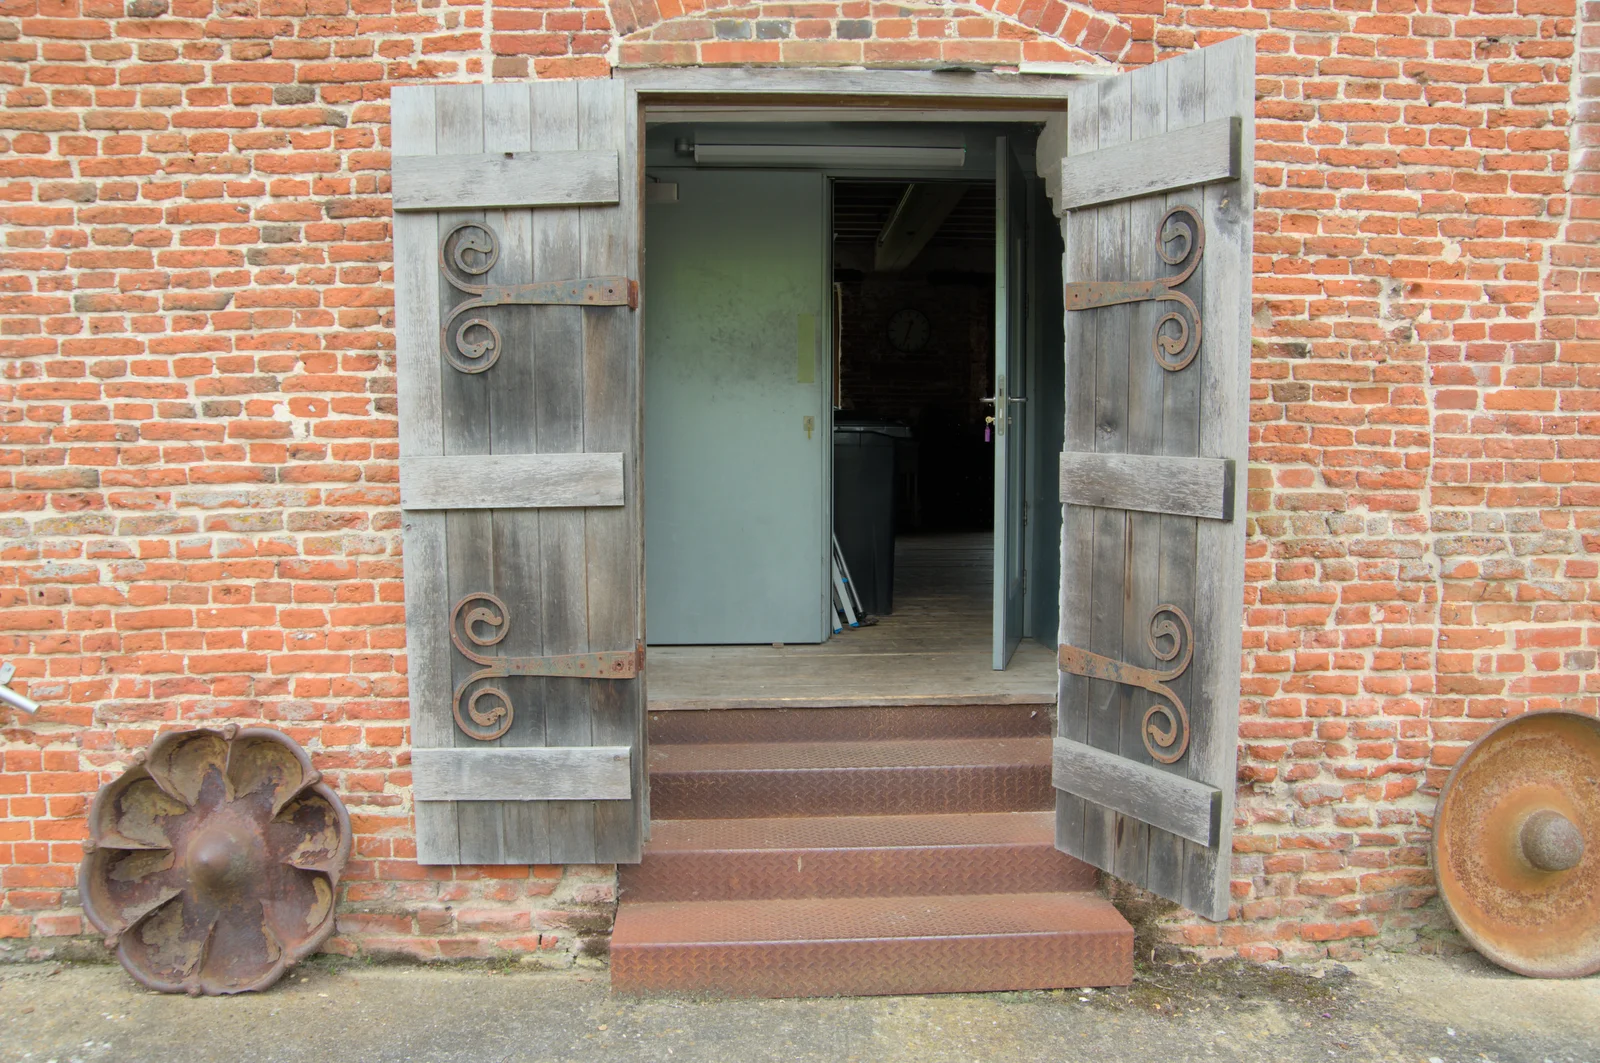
<box><xmin>438</xmin><ymin>221</ymin><xmax>638</xmax><ymax>375</ymax></box>
<box><xmin>1057</xmin><ymin>604</ymin><xmax>1192</xmax><ymax>765</ymax></box>
<box><xmin>1063</xmin><ymin>205</ymin><xmax>1204</xmax><ymax>373</ymax></box>
<box><xmin>449</xmin><ymin>592</ymin><xmax>641</xmax><ymax>742</ymax></box>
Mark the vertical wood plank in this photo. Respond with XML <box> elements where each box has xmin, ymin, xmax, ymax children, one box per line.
<box><xmin>434</xmin><ymin>83</ymin><xmax>505</xmax><ymax>865</ymax></box>
<box><xmin>1114</xmin><ymin>59</ymin><xmax>1169</xmax><ymax>888</ymax></box>
<box><xmin>1082</xmin><ymin>71</ymin><xmax>1132</xmax><ymax>873</ymax></box>
<box><xmin>1145</xmin><ymin>49</ymin><xmax>1207</xmax><ymax>905</ymax></box>
<box><xmin>1055</xmin><ymin>80</ymin><xmax>1100</xmax><ymax>862</ymax></box>
<box><xmin>531</xmin><ymin>80</ymin><xmax>599</xmax><ymax>865</ymax></box>
<box><xmin>580</xmin><ymin>79</ymin><xmax>645</xmax><ymax>862</ymax></box>
<box><xmin>1185</xmin><ymin>35</ymin><xmax>1253</xmax><ymax>921</ymax></box>
<box><xmin>392</xmin><ymin>87</ymin><xmax>459</xmax><ymax>865</ymax></box>
<box><xmin>482</xmin><ymin>82</ymin><xmax>553</xmax><ymax>865</ymax></box>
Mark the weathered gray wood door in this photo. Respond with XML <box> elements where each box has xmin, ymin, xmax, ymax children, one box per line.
<box><xmin>391</xmin><ymin>80</ymin><xmax>645</xmax><ymax>865</ymax></box>
<box><xmin>1042</xmin><ymin>37</ymin><xmax>1253</xmax><ymax>920</ymax></box>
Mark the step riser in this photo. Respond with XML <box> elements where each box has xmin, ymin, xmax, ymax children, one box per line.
<box><xmin>650</xmin><ymin>764</ymin><xmax>1053</xmax><ymax>818</ymax></box>
<box><xmin>610</xmin><ymin>932</ymin><xmax>1134</xmax><ymax>997</ymax></box>
<box><xmin>649</xmin><ymin>704</ymin><xmax>1053</xmax><ymax>745</ymax></box>
<box><xmin>620</xmin><ymin>844</ymin><xmax>1098</xmax><ymax>902</ymax></box>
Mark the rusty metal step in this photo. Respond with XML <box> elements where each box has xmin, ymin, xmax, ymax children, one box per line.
<box><xmin>648</xmin><ymin>703</ymin><xmax>1053</xmax><ymax>745</ymax></box>
<box><xmin>648</xmin><ymin>737</ymin><xmax>1053</xmax><ymax>819</ymax></box>
<box><xmin>619</xmin><ymin>812</ymin><xmax>1098</xmax><ymax>902</ymax></box>
<box><xmin>610</xmin><ymin>891</ymin><xmax>1134</xmax><ymax>997</ymax></box>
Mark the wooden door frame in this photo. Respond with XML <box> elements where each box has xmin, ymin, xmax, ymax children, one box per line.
<box><xmin>621</xmin><ymin>67</ymin><xmax>1082</xmax><ymax>109</ymax></box>
<box><xmin>621</xmin><ymin>66</ymin><xmax>1078</xmax><ymax>669</ymax></box>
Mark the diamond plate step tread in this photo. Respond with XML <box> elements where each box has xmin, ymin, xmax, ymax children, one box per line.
<box><xmin>610</xmin><ymin>892</ymin><xmax>1134</xmax><ymax>997</ymax></box>
<box><xmin>642</xmin><ymin>811</ymin><xmax>1064</xmax><ymax>851</ymax></box>
<box><xmin>649</xmin><ymin>737</ymin><xmax>1050</xmax><ymax>772</ymax></box>
<box><xmin>648</xmin><ymin>737</ymin><xmax>1054</xmax><ymax>818</ymax></box>
<box><xmin>619</xmin><ymin>813</ymin><xmax>1099</xmax><ymax>902</ymax></box>
<box><xmin>648</xmin><ymin>704</ymin><xmax>1053</xmax><ymax>745</ymax></box>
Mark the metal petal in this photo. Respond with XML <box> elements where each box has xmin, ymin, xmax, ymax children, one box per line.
<box><xmin>194</xmin><ymin>902</ymin><xmax>288</xmax><ymax>995</ymax></box>
<box><xmin>145</xmin><ymin>729</ymin><xmax>231</xmax><ymax>809</ymax></box>
<box><xmin>226</xmin><ymin>729</ymin><xmax>318</xmax><ymax>817</ymax></box>
<box><xmin>91</xmin><ymin>772</ymin><xmax>188</xmax><ymax>851</ymax></box>
<box><xmin>271</xmin><ymin>786</ymin><xmax>352</xmax><ymax>875</ymax></box>
<box><xmin>80</xmin><ymin>846</ymin><xmax>182</xmax><ymax>939</ymax></box>
<box><xmin>116</xmin><ymin>894</ymin><xmax>218</xmax><ymax>994</ymax></box>
<box><xmin>260</xmin><ymin>870</ymin><xmax>338</xmax><ymax>961</ymax></box>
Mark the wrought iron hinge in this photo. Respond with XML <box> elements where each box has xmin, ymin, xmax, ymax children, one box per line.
<box><xmin>449</xmin><ymin>592</ymin><xmax>642</xmax><ymax>742</ymax></box>
<box><xmin>439</xmin><ymin>222</ymin><xmax>638</xmax><ymax>375</ymax></box>
<box><xmin>1063</xmin><ymin>205</ymin><xmax>1205</xmax><ymax>373</ymax></box>
<box><xmin>1057</xmin><ymin>604</ymin><xmax>1193</xmax><ymax>764</ymax></box>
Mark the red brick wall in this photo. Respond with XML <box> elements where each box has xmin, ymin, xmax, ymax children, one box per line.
<box><xmin>1</xmin><ymin>0</ymin><xmax>1593</xmax><ymax>965</ymax></box>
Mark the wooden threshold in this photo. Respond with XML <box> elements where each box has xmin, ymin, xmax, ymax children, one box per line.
<box><xmin>645</xmin><ymin>533</ymin><xmax>1058</xmax><ymax>711</ymax></box>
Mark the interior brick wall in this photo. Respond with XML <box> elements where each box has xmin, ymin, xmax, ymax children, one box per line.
<box><xmin>835</xmin><ymin>269</ymin><xmax>996</xmax><ymax>530</ymax></box>
<box><xmin>1</xmin><ymin>0</ymin><xmax>1594</xmax><ymax>966</ymax></box>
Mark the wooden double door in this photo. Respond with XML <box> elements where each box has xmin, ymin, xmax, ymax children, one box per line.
<box><xmin>391</xmin><ymin>38</ymin><xmax>1254</xmax><ymax>921</ymax></box>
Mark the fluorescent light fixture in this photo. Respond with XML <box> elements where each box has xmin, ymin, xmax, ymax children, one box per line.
<box><xmin>691</xmin><ymin>143</ymin><xmax>967</xmax><ymax>168</ymax></box>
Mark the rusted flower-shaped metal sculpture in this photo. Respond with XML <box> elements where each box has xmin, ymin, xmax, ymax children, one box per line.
<box><xmin>80</xmin><ymin>726</ymin><xmax>351</xmax><ymax>995</ymax></box>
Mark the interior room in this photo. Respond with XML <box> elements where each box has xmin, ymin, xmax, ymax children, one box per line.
<box><xmin>828</xmin><ymin>178</ymin><xmax>997</xmax><ymax>654</ymax></box>
<box><xmin>638</xmin><ymin>118</ymin><xmax>1065</xmax><ymax>705</ymax></box>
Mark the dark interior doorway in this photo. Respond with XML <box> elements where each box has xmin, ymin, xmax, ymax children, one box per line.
<box><xmin>832</xmin><ymin>180</ymin><xmax>997</xmax><ymax>535</ymax></box>
<box><xmin>830</xmin><ymin>179</ymin><xmax>997</xmax><ymax>621</ymax></box>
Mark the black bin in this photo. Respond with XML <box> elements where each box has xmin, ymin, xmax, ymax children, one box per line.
<box><xmin>833</xmin><ymin>422</ymin><xmax>904</xmax><ymax>616</ymax></box>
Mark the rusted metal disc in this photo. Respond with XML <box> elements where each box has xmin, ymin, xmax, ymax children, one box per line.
<box><xmin>79</xmin><ymin>726</ymin><xmax>352</xmax><ymax>995</ymax></box>
<box><xmin>1434</xmin><ymin>710</ymin><xmax>1600</xmax><ymax>978</ymax></box>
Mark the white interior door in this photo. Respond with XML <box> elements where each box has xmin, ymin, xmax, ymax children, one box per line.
<box><xmin>643</xmin><ymin>168</ymin><xmax>829</xmax><ymax>645</ymax></box>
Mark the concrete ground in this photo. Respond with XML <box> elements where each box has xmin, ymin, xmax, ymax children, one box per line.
<box><xmin>1</xmin><ymin>952</ymin><xmax>1595</xmax><ymax>1063</ymax></box>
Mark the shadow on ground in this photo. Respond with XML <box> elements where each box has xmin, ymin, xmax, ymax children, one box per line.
<box><xmin>2</xmin><ymin>951</ymin><xmax>1595</xmax><ymax>1063</ymax></box>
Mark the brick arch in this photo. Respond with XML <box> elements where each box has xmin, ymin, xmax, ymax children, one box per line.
<box><xmin>608</xmin><ymin>0</ymin><xmax>1147</xmax><ymax>68</ymax></box>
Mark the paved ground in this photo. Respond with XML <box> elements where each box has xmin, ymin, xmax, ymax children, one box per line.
<box><xmin>1</xmin><ymin>951</ymin><xmax>1595</xmax><ymax>1063</ymax></box>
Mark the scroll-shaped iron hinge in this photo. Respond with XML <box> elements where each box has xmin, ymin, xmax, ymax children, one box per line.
<box><xmin>439</xmin><ymin>222</ymin><xmax>638</xmax><ymax>375</ymax></box>
<box><xmin>1057</xmin><ymin>604</ymin><xmax>1192</xmax><ymax>764</ymax></box>
<box><xmin>450</xmin><ymin>592</ymin><xmax>641</xmax><ymax>742</ymax></box>
<box><xmin>1063</xmin><ymin>205</ymin><xmax>1205</xmax><ymax>372</ymax></box>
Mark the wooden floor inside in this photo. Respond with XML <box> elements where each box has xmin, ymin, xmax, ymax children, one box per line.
<box><xmin>647</xmin><ymin>533</ymin><xmax>1058</xmax><ymax>709</ymax></box>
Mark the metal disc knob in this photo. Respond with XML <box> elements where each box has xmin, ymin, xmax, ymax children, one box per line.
<box><xmin>1520</xmin><ymin>809</ymin><xmax>1584</xmax><ymax>873</ymax></box>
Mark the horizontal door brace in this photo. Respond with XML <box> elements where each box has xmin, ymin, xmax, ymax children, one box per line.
<box><xmin>401</xmin><ymin>453</ymin><xmax>625</xmax><ymax>510</ymax></box>
<box><xmin>1052</xmin><ymin>736</ymin><xmax>1221</xmax><ymax>847</ymax></box>
<box><xmin>1059</xmin><ymin>450</ymin><xmax>1233</xmax><ymax>521</ymax></box>
<box><xmin>392</xmin><ymin>149</ymin><xmax>620</xmax><ymax>211</ymax></box>
<box><xmin>413</xmin><ymin>747</ymin><xmax>633</xmax><ymax>803</ymax></box>
<box><xmin>1054</xmin><ymin>117</ymin><xmax>1239</xmax><ymax>213</ymax></box>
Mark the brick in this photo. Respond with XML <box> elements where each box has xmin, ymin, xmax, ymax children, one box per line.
<box><xmin>0</xmin><ymin>0</ymin><xmax>1595</xmax><ymax>973</ymax></box>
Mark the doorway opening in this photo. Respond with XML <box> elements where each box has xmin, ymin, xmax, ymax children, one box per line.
<box><xmin>639</xmin><ymin>119</ymin><xmax>1065</xmax><ymax>708</ymax></box>
<box><xmin>829</xmin><ymin>178</ymin><xmax>996</xmax><ymax>664</ymax></box>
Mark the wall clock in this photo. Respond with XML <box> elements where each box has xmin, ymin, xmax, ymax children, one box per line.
<box><xmin>887</xmin><ymin>308</ymin><xmax>931</xmax><ymax>353</ymax></box>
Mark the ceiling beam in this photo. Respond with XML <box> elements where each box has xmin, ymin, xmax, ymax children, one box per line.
<box><xmin>874</xmin><ymin>182</ymin><xmax>969</xmax><ymax>272</ymax></box>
